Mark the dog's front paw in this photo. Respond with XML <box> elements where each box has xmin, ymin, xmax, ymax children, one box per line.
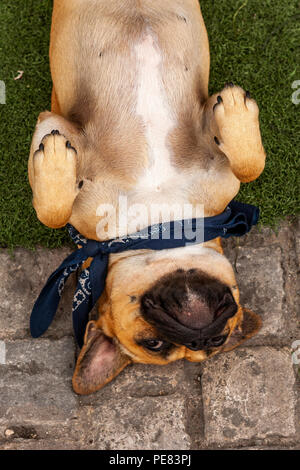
<box><xmin>33</xmin><ymin>130</ymin><xmax>77</xmax><ymax>176</ymax></box>
<box><xmin>212</xmin><ymin>84</ymin><xmax>265</xmax><ymax>182</ymax></box>
<box><xmin>32</xmin><ymin>130</ymin><xmax>79</xmax><ymax>227</ymax></box>
<box><xmin>213</xmin><ymin>84</ymin><xmax>259</xmax><ymax>147</ymax></box>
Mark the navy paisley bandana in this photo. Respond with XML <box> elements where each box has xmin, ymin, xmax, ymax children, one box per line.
<box><xmin>30</xmin><ymin>200</ymin><xmax>259</xmax><ymax>347</ymax></box>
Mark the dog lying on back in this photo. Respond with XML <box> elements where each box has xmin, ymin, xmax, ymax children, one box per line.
<box><xmin>28</xmin><ymin>0</ymin><xmax>266</xmax><ymax>395</ymax></box>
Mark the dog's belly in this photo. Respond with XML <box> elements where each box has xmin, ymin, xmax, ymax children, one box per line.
<box><xmin>52</xmin><ymin>0</ymin><xmax>240</xmax><ymax>239</ymax></box>
<box><xmin>51</xmin><ymin>0</ymin><xmax>210</xmax><ymax>172</ymax></box>
<box><xmin>128</xmin><ymin>31</ymin><xmax>239</xmax><ymax>209</ymax></box>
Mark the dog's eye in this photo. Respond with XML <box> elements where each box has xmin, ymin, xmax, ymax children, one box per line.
<box><xmin>210</xmin><ymin>335</ymin><xmax>227</xmax><ymax>347</ymax></box>
<box><xmin>142</xmin><ymin>339</ymin><xmax>165</xmax><ymax>351</ymax></box>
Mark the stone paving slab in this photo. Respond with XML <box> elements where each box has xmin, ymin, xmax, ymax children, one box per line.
<box><xmin>0</xmin><ymin>248</ymin><xmax>74</xmax><ymax>341</ymax></box>
<box><xmin>0</xmin><ymin>218</ymin><xmax>299</xmax><ymax>450</ymax></box>
<box><xmin>73</xmin><ymin>361</ymin><xmax>203</xmax><ymax>450</ymax></box>
<box><xmin>0</xmin><ymin>338</ymin><xmax>77</xmax><ymax>442</ymax></box>
<box><xmin>231</xmin><ymin>246</ymin><xmax>285</xmax><ymax>338</ymax></box>
<box><xmin>72</xmin><ymin>398</ymin><xmax>191</xmax><ymax>450</ymax></box>
<box><xmin>201</xmin><ymin>347</ymin><xmax>297</xmax><ymax>446</ymax></box>
<box><xmin>0</xmin><ymin>339</ymin><xmax>202</xmax><ymax>449</ymax></box>
<box><xmin>78</xmin><ymin>361</ymin><xmax>200</xmax><ymax>404</ymax></box>
<box><xmin>223</xmin><ymin>219</ymin><xmax>299</xmax><ymax>345</ymax></box>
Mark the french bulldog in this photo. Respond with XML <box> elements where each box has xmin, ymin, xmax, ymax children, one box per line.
<box><xmin>28</xmin><ymin>0</ymin><xmax>266</xmax><ymax>394</ymax></box>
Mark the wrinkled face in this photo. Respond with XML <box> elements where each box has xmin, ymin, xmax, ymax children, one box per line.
<box><xmin>73</xmin><ymin>245</ymin><xmax>261</xmax><ymax>395</ymax></box>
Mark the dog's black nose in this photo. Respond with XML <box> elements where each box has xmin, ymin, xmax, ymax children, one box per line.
<box><xmin>141</xmin><ymin>269</ymin><xmax>237</xmax><ymax>346</ymax></box>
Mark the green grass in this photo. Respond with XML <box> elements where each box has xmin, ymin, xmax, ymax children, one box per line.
<box><xmin>0</xmin><ymin>0</ymin><xmax>299</xmax><ymax>249</ymax></box>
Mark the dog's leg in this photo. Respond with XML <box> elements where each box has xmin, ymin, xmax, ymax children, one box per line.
<box><xmin>28</xmin><ymin>111</ymin><xmax>82</xmax><ymax>228</ymax></box>
<box><xmin>203</xmin><ymin>84</ymin><xmax>266</xmax><ymax>182</ymax></box>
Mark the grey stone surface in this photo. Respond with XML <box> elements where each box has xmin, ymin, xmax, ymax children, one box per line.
<box><xmin>223</xmin><ymin>242</ymin><xmax>286</xmax><ymax>339</ymax></box>
<box><xmin>72</xmin><ymin>361</ymin><xmax>203</xmax><ymax>450</ymax></box>
<box><xmin>0</xmin><ymin>248</ymin><xmax>74</xmax><ymax>340</ymax></box>
<box><xmin>72</xmin><ymin>397</ymin><xmax>191</xmax><ymax>450</ymax></box>
<box><xmin>0</xmin><ymin>338</ymin><xmax>77</xmax><ymax>439</ymax></box>
<box><xmin>1</xmin><ymin>439</ymin><xmax>82</xmax><ymax>450</ymax></box>
<box><xmin>73</xmin><ymin>360</ymin><xmax>204</xmax><ymax>450</ymax></box>
<box><xmin>235</xmin><ymin>246</ymin><xmax>285</xmax><ymax>338</ymax></box>
<box><xmin>3</xmin><ymin>338</ymin><xmax>75</xmax><ymax>375</ymax></box>
<box><xmin>223</xmin><ymin>218</ymin><xmax>299</xmax><ymax>343</ymax></box>
<box><xmin>0</xmin><ymin>218</ymin><xmax>299</xmax><ymax>450</ymax></box>
<box><xmin>78</xmin><ymin>360</ymin><xmax>199</xmax><ymax>405</ymax></box>
<box><xmin>201</xmin><ymin>347</ymin><xmax>297</xmax><ymax>445</ymax></box>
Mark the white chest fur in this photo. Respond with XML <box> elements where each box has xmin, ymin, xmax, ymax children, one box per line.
<box><xmin>134</xmin><ymin>34</ymin><xmax>178</xmax><ymax>192</ymax></box>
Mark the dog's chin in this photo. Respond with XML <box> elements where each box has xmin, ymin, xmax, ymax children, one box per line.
<box><xmin>107</xmin><ymin>244</ymin><xmax>241</xmax><ymax>305</ymax></box>
<box><xmin>185</xmin><ymin>349</ymin><xmax>215</xmax><ymax>362</ymax></box>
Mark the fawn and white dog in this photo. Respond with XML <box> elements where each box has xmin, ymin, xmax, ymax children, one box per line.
<box><xmin>28</xmin><ymin>0</ymin><xmax>266</xmax><ymax>394</ymax></box>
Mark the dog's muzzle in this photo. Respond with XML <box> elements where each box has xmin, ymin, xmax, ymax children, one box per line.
<box><xmin>141</xmin><ymin>270</ymin><xmax>238</xmax><ymax>349</ymax></box>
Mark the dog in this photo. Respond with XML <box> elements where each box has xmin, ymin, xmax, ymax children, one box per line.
<box><xmin>28</xmin><ymin>0</ymin><xmax>266</xmax><ymax>395</ymax></box>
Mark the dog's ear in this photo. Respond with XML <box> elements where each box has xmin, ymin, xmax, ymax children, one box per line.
<box><xmin>72</xmin><ymin>321</ymin><xmax>131</xmax><ymax>395</ymax></box>
<box><xmin>223</xmin><ymin>308</ymin><xmax>262</xmax><ymax>352</ymax></box>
